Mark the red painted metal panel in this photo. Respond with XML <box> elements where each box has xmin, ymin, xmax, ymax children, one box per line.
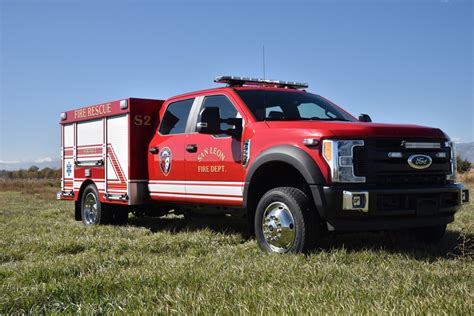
<box><xmin>129</xmin><ymin>98</ymin><xmax>164</xmax><ymax>181</ymax></box>
<box><xmin>60</xmin><ymin>99</ymin><xmax>129</xmax><ymax>124</ymax></box>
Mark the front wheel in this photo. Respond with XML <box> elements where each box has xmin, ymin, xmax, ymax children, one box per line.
<box><xmin>254</xmin><ymin>187</ymin><xmax>320</xmax><ymax>253</ymax></box>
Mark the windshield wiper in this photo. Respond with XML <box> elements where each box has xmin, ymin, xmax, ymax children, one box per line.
<box><xmin>308</xmin><ymin>117</ymin><xmax>350</xmax><ymax>122</ymax></box>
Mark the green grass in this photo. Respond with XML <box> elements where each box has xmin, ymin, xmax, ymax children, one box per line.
<box><xmin>1</xmin><ymin>180</ymin><xmax>473</xmax><ymax>314</ymax></box>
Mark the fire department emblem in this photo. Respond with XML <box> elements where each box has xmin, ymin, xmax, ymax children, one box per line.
<box><xmin>159</xmin><ymin>147</ymin><xmax>172</xmax><ymax>176</ymax></box>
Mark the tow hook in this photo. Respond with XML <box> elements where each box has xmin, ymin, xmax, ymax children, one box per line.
<box><xmin>461</xmin><ymin>189</ymin><xmax>469</xmax><ymax>204</ymax></box>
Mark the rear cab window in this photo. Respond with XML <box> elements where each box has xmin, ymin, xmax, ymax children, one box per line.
<box><xmin>159</xmin><ymin>98</ymin><xmax>194</xmax><ymax>135</ymax></box>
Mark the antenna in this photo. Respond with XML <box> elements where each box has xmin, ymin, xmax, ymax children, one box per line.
<box><xmin>262</xmin><ymin>45</ymin><xmax>266</xmax><ymax>79</ymax></box>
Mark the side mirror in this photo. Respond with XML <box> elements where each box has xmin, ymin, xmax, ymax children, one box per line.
<box><xmin>359</xmin><ymin>114</ymin><xmax>372</xmax><ymax>123</ymax></box>
<box><xmin>223</xmin><ymin>117</ymin><xmax>243</xmax><ymax>138</ymax></box>
<box><xmin>197</xmin><ymin>107</ymin><xmax>221</xmax><ymax>135</ymax></box>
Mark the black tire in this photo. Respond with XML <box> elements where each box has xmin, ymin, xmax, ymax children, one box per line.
<box><xmin>254</xmin><ymin>187</ymin><xmax>320</xmax><ymax>253</ymax></box>
<box><xmin>412</xmin><ymin>224</ymin><xmax>447</xmax><ymax>244</ymax></box>
<box><xmin>81</xmin><ymin>184</ymin><xmax>110</xmax><ymax>226</ymax></box>
<box><xmin>110</xmin><ymin>205</ymin><xmax>129</xmax><ymax>225</ymax></box>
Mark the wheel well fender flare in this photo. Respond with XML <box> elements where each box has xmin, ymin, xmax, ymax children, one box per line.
<box><xmin>243</xmin><ymin>145</ymin><xmax>325</xmax><ymax>208</ymax></box>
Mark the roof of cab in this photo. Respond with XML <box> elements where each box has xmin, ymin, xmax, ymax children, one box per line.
<box><xmin>166</xmin><ymin>85</ymin><xmax>308</xmax><ymax>103</ymax></box>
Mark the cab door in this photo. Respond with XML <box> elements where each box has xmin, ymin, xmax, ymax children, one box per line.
<box><xmin>184</xmin><ymin>94</ymin><xmax>246</xmax><ymax>206</ymax></box>
<box><xmin>148</xmin><ymin>98</ymin><xmax>196</xmax><ymax>203</ymax></box>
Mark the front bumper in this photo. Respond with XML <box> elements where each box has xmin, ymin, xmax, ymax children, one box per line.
<box><xmin>311</xmin><ymin>182</ymin><xmax>469</xmax><ymax>232</ymax></box>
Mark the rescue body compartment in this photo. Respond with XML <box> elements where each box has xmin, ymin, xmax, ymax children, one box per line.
<box><xmin>59</xmin><ymin>98</ymin><xmax>164</xmax><ymax>205</ymax></box>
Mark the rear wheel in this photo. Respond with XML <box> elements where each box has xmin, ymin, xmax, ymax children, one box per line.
<box><xmin>81</xmin><ymin>184</ymin><xmax>109</xmax><ymax>225</ymax></box>
<box><xmin>254</xmin><ymin>187</ymin><xmax>320</xmax><ymax>253</ymax></box>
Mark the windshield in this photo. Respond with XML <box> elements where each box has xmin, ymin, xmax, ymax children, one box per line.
<box><xmin>236</xmin><ymin>90</ymin><xmax>355</xmax><ymax>122</ymax></box>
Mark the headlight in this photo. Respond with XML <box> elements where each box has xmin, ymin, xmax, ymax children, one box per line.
<box><xmin>447</xmin><ymin>141</ymin><xmax>456</xmax><ymax>181</ymax></box>
<box><xmin>322</xmin><ymin>140</ymin><xmax>366</xmax><ymax>183</ymax></box>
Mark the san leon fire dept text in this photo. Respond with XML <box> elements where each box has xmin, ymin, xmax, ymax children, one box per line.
<box><xmin>58</xmin><ymin>76</ymin><xmax>470</xmax><ymax>253</ymax></box>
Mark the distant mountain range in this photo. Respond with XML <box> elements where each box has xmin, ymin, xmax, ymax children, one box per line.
<box><xmin>0</xmin><ymin>142</ymin><xmax>472</xmax><ymax>171</ymax></box>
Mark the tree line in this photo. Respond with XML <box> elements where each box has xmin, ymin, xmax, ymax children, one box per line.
<box><xmin>0</xmin><ymin>166</ymin><xmax>61</xmax><ymax>179</ymax></box>
<box><xmin>457</xmin><ymin>156</ymin><xmax>472</xmax><ymax>174</ymax></box>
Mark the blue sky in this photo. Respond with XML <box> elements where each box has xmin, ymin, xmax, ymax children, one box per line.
<box><xmin>1</xmin><ymin>0</ymin><xmax>472</xmax><ymax>163</ymax></box>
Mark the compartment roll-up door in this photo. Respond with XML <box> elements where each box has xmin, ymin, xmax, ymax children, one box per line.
<box><xmin>106</xmin><ymin>115</ymin><xmax>129</xmax><ymax>197</ymax></box>
<box><xmin>63</xmin><ymin>123</ymin><xmax>74</xmax><ymax>192</ymax></box>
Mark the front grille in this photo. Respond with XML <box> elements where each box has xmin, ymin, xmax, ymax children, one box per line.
<box><xmin>354</xmin><ymin>138</ymin><xmax>451</xmax><ymax>186</ymax></box>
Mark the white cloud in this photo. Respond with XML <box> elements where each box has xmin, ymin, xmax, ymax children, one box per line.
<box><xmin>0</xmin><ymin>157</ymin><xmax>58</xmax><ymax>164</ymax></box>
<box><xmin>0</xmin><ymin>160</ymin><xmax>21</xmax><ymax>164</ymax></box>
<box><xmin>34</xmin><ymin>157</ymin><xmax>54</xmax><ymax>163</ymax></box>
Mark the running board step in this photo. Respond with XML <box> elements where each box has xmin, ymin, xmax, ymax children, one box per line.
<box><xmin>105</xmin><ymin>193</ymin><xmax>129</xmax><ymax>201</ymax></box>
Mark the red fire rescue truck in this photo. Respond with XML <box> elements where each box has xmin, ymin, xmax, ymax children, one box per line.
<box><xmin>58</xmin><ymin>76</ymin><xmax>469</xmax><ymax>253</ymax></box>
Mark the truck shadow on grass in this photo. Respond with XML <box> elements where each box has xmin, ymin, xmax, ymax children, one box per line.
<box><xmin>128</xmin><ymin>215</ymin><xmax>473</xmax><ymax>260</ymax></box>
<box><xmin>129</xmin><ymin>214</ymin><xmax>249</xmax><ymax>236</ymax></box>
<box><xmin>325</xmin><ymin>230</ymin><xmax>473</xmax><ymax>260</ymax></box>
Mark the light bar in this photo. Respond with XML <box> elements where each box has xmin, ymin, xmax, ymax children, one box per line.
<box><xmin>214</xmin><ymin>75</ymin><xmax>308</xmax><ymax>89</ymax></box>
<box><xmin>402</xmin><ymin>142</ymin><xmax>441</xmax><ymax>149</ymax></box>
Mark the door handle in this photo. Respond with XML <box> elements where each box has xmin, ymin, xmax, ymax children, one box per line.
<box><xmin>149</xmin><ymin>147</ymin><xmax>159</xmax><ymax>154</ymax></box>
<box><xmin>186</xmin><ymin>144</ymin><xmax>197</xmax><ymax>153</ymax></box>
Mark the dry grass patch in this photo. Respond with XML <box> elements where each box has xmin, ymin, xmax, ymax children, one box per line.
<box><xmin>459</xmin><ymin>169</ymin><xmax>474</xmax><ymax>185</ymax></box>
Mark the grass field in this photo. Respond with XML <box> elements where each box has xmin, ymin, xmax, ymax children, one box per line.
<box><xmin>1</xmin><ymin>179</ymin><xmax>473</xmax><ymax>314</ymax></box>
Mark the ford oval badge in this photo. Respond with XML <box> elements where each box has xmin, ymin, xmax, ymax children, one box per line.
<box><xmin>407</xmin><ymin>154</ymin><xmax>432</xmax><ymax>170</ymax></box>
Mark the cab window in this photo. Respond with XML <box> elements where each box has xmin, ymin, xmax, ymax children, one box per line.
<box><xmin>159</xmin><ymin>98</ymin><xmax>194</xmax><ymax>135</ymax></box>
<box><xmin>200</xmin><ymin>95</ymin><xmax>239</xmax><ymax>135</ymax></box>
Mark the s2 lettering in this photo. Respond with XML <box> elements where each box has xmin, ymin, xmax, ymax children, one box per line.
<box><xmin>134</xmin><ymin>115</ymin><xmax>152</xmax><ymax>126</ymax></box>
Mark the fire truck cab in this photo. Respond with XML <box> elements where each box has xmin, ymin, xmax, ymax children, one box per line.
<box><xmin>58</xmin><ymin>76</ymin><xmax>470</xmax><ymax>253</ymax></box>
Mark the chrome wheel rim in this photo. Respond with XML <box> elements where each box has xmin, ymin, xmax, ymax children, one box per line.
<box><xmin>83</xmin><ymin>192</ymin><xmax>98</xmax><ymax>225</ymax></box>
<box><xmin>262</xmin><ymin>202</ymin><xmax>296</xmax><ymax>253</ymax></box>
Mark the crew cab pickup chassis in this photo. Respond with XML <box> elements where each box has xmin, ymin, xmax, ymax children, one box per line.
<box><xmin>58</xmin><ymin>76</ymin><xmax>470</xmax><ymax>253</ymax></box>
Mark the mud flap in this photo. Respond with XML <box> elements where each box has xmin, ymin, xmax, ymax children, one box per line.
<box><xmin>74</xmin><ymin>200</ymin><xmax>82</xmax><ymax>220</ymax></box>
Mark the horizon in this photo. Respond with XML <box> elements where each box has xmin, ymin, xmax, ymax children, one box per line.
<box><xmin>1</xmin><ymin>0</ymin><xmax>473</xmax><ymax>163</ymax></box>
